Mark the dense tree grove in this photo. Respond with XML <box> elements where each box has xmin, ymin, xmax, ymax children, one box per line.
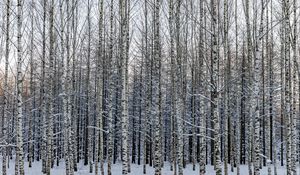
<box><xmin>0</xmin><ymin>0</ymin><xmax>299</xmax><ymax>174</ymax></box>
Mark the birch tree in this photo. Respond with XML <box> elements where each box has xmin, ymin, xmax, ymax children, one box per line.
<box><xmin>107</xmin><ymin>0</ymin><xmax>114</xmax><ymax>175</ymax></box>
<box><xmin>153</xmin><ymin>0</ymin><xmax>162</xmax><ymax>174</ymax></box>
<box><xmin>253</xmin><ymin>0</ymin><xmax>265</xmax><ymax>174</ymax></box>
<box><xmin>16</xmin><ymin>0</ymin><xmax>25</xmax><ymax>174</ymax></box>
<box><xmin>41</xmin><ymin>0</ymin><xmax>47</xmax><ymax>172</ymax></box>
<box><xmin>283</xmin><ymin>0</ymin><xmax>292</xmax><ymax>174</ymax></box>
<box><xmin>28</xmin><ymin>0</ymin><xmax>35</xmax><ymax>168</ymax></box>
<box><xmin>0</xmin><ymin>0</ymin><xmax>299</xmax><ymax>174</ymax></box>
<box><xmin>211</xmin><ymin>0</ymin><xmax>221</xmax><ymax>174</ymax></box>
<box><xmin>95</xmin><ymin>0</ymin><xmax>104</xmax><ymax>174</ymax></box>
<box><xmin>46</xmin><ymin>0</ymin><xmax>55</xmax><ymax>174</ymax></box>
<box><xmin>199</xmin><ymin>1</ymin><xmax>206</xmax><ymax>174</ymax></box>
<box><xmin>120</xmin><ymin>0</ymin><xmax>129</xmax><ymax>174</ymax></box>
<box><xmin>2</xmin><ymin>0</ymin><xmax>11</xmax><ymax>174</ymax></box>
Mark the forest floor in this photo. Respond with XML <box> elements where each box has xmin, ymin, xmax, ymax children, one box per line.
<box><xmin>0</xmin><ymin>158</ymin><xmax>291</xmax><ymax>175</ymax></box>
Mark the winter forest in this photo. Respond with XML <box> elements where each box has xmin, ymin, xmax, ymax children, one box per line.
<box><xmin>1</xmin><ymin>0</ymin><xmax>300</xmax><ymax>174</ymax></box>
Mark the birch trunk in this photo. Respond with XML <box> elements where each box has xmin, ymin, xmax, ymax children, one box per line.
<box><xmin>41</xmin><ymin>0</ymin><xmax>47</xmax><ymax>172</ymax></box>
<box><xmin>224</xmin><ymin>0</ymin><xmax>229</xmax><ymax>174</ymax></box>
<box><xmin>2</xmin><ymin>0</ymin><xmax>10</xmax><ymax>174</ymax></box>
<box><xmin>46</xmin><ymin>0</ymin><xmax>55</xmax><ymax>174</ymax></box>
<box><xmin>143</xmin><ymin>0</ymin><xmax>149</xmax><ymax>173</ymax></box>
<box><xmin>16</xmin><ymin>0</ymin><xmax>24</xmax><ymax>174</ymax></box>
<box><xmin>199</xmin><ymin>1</ymin><xmax>205</xmax><ymax>174</ymax></box>
<box><xmin>283</xmin><ymin>0</ymin><xmax>292</xmax><ymax>174</ymax></box>
<box><xmin>120</xmin><ymin>0</ymin><xmax>129</xmax><ymax>174</ymax></box>
<box><xmin>95</xmin><ymin>0</ymin><xmax>104</xmax><ymax>174</ymax></box>
<box><xmin>291</xmin><ymin>1</ymin><xmax>297</xmax><ymax>174</ymax></box>
<box><xmin>266</xmin><ymin>2</ymin><xmax>272</xmax><ymax>174</ymax></box>
<box><xmin>107</xmin><ymin>0</ymin><xmax>114</xmax><ymax>175</ymax></box>
<box><xmin>168</xmin><ymin>0</ymin><xmax>177</xmax><ymax>174</ymax></box>
<box><xmin>153</xmin><ymin>0</ymin><xmax>161</xmax><ymax>174</ymax></box>
<box><xmin>28</xmin><ymin>0</ymin><xmax>36</xmax><ymax>169</ymax></box>
<box><xmin>211</xmin><ymin>0</ymin><xmax>221</xmax><ymax>174</ymax></box>
<box><xmin>60</xmin><ymin>1</ymin><xmax>70</xmax><ymax>174</ymax></box>
<box><xmin>253</xmin><ymin>1</ymin><xmax>265</xmax><ymax>174</ymax></box>
<box><xmin>71</xmin><ymin>0</ymin><xmax>78</xmax><ymax>171</ymax></box>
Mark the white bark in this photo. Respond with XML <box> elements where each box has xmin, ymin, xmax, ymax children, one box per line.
<box><xmin>16</xmin><ymin>0</ymin><xmax>24</xmax><ymax>174</ymax></box>
<box><xmin>211</xmin><ymin>0</ymin><xmax>221</xmax><ymax>174</ymax></box>
<box><xmin>107</xmin><ymin>1</ymin><xmax>114</xmax><ymax>175</ymax></box>
<box><xmin>2</xmin><ymin>0</ymin><xmax>10</xmax><ymax>174</ymax></box>
<box><xmin>153</xmin><ymin>0</ymin><xmax>161</xmax><ymax>174</ymax></box>
<box><xmin>284</xmin><ymin>0</ymin><xmax>292</xmax><ymax>174</ymax></box>
<box><xmin>121</xmin><ymin>0</ymin><xmax>129</xmax><ymax>174</ymax></box>
<box><xmin>46</xmin><ymin>0</ymin><xmax>55</xmax><ymax>174</ymax></box>
<box><xmin>95</xmin><ymin>0</ymin><xmax>104</xmax><ymax>174</ymax></box>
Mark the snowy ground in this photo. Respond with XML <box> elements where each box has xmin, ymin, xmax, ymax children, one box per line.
<box><xmin>0</xmin><ymin>159</ymin><xmax>291</xmax><ymax>175</ymax></box>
